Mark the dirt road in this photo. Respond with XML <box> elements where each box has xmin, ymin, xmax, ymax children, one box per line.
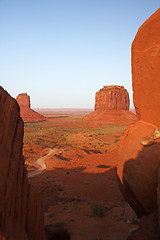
<box><xmin>28</xmin><ymin>148</ymin><xmax>55</xmax><ymax>178</ymax></box>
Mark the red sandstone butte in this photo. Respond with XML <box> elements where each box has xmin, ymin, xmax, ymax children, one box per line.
<box><xmin>16</xmin><ymin>93</ymin><xmax>46</xmax><ymax>122</ymax></box>
<box><xmin>95</xmin><ymin>85</ymin><xmax>129</xmax><ymax>111</ymax></box>
<box><xmin>117</xmin><ymin>9</ymin><xmax>160</xmax><ymax>239</ymax></box>
<box><xmin>0</xmin><ymin>87</ymin><xmax>46</xmax><ymax>239</ymax></box>
<box><xmin>132</xmin><ymin>8</ymin><xmax>160</xmax><ymax>126</ymax></box>
<box><xmin>84</xmin><ymin>85</ymin><xmax>137</xmax><ymax>124</ymax></box>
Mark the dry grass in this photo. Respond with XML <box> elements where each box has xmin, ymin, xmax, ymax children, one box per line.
<box><xmin>23</xmin><ymin>114</ymin><xmax>126</xmax><ymax>163</ymax></box>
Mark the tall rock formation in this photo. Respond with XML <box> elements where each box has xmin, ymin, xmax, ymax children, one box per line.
<box><xmin>84</xmin><ymin>85</ymin><xmax>136</xmax><ymax>125</ymax></box>
<box><xmin>95</xmin><ymin>85</ymin><xmax>129</xmax><ymax>111</ymax></box>
<box><xmin>132</xmin><ymin>9</ymin><xmax>160</xmax><ymax>126</ymax></box>
<box><xmin>117</xmin><ymin>8</ymin><xmax>160</xmax><ymax>239</ymax></box>
<box><xmin>0</xmin><ymin>87</ymin><xmax>46</xmax><ymax>239</ymax></box>
<box><xmin>16</xmin><ymin>93</ymin><xmax>46</xmax><ymax>122</ymax></box>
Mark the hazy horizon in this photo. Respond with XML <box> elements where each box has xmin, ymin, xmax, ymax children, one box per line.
<box><xmin>0</xmin><ymin>1</ymin><xmax>159</xmax><ymax>108</ymax></box>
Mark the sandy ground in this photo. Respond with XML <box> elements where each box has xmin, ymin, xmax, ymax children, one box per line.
<box><xmin>25</xmin><ymin>114</ymin><xmax>139</xmax><ymax>240</ymax></box>
<box><xmin>29</xmin><ymin>147</ymin><xmax>139</xmax><ymax>240</ymax></box>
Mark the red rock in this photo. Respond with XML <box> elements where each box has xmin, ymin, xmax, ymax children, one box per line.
<box><xmin>127</xmin><ymin>212</ymin><xmax>159</xmax><ymax>240</ymax></box>
<box><xmin>95</xmin><ymin>85</ymin><xmax>129</xmax><ymax>110</ymax></box>
<box><xmin>84</xmin><ymin>109</ymin><xmax>137</xmax><ymax>124</ymax></box>
<box><xmin>157</xmin><ymin>168</ymin><xmax>160</xmax><ymax>235</ymax></box>
<box><xmin>16</xmin><ymin>93</ymin><xmax>46</xmax><ymax>122</ymax></box>
<box><xmin>117</xmin><ymin>120</ymin><xmax>160</xmax><ymax>217</ymax></box>
<box><xmin>117</xmin><ymin>9</ymin><xmax>160</xmax><ymax>235</ymax></box>
<box><xmin>132</xmin><ymin>8</ymin><xmax>160</xmax><ymax>126</ymax></box>
<box><xmin>0</xmin><ymin>87</ymin><xmax>46</xmax><ymax>239</ymax></box>
<box><xmin>16</xmin><ymin>93</ymin><xmax>31</xmax><ymax>108</ymax></box>
<box><xmin>84</xmin><ymin>85</ymin><xmax>137</xmax><ymax>125</ymax></box>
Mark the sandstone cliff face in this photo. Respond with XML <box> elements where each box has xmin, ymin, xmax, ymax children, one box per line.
<box><xmin>95</xmin><ymin>85</ymin><xmax>129</xmax><ymax>111</ymax></box>
<box><xmin>16</xmin><ymin>93</ymin><xmax>46</xmax><ymax>123</ymax></box>
<box><xmin>117</xmin><ymin>8</ymin><xmax>160</xmax><ymax>239</ymax></box>
<box><xmin>16</xmin><ymin>93</ymin><xmax>31</xmax><ymax>108</ymax></box>
<box><xmin>0</xmin><ymin>87</ymin><xmax>46</xmax><ymax>240</ymax></box>
<box><xmin>84</xmin><ymin>85</ymin><xmax>136</xmax><ymax>125</ymax></box>
<box><xmin>132</xmin><ymin>8</ymin><xmax>160</xmax><ymax>126</ymax></box>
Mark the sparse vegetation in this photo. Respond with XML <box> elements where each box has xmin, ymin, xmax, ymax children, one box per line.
<box><xmin>90</xmin><ymin>203</ymin><xmax>104</xmax><ymax>218</ymax></box>
<box><xmin>23</xmin><ymin>117</ymin><xmax>126</xmax><ymax>163</ymax></box>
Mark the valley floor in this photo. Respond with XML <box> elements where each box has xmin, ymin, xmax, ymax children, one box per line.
<box><xmin>25</xmin><ymin>114</ymin><xmax>139</xmax><ymax>240</ymax></box>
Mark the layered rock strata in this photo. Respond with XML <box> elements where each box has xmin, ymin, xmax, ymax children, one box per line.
<box><xmin>117</xmin><ymin>8</ymin><xmax>160</xmax><ymax>239</ymax></box>
<box><xmin>84</xmin><ymin>85</ymin><xmax>136</xmax><ymax>125</ymax></box>
<box><xmin>16</xmin><ymin>93</ymin><xmax>46</xmax><ymax>122</ymax></box>
<box><xmin>0</xmin><ymin>87</ymin><xmax>46</xmax><ymax>239</ymax></box>
<box><xmin>95</xmin><ymin>85</ymin><xmax>129</xmax><ymax>110</ymax></box>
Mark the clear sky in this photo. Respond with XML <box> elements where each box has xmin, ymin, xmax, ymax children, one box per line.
<box><xmin>0</xmin><ymin>1</ymin><xmax>159</xmax><ymax>109</ymax></box>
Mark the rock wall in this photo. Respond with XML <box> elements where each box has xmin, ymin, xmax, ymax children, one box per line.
<box><xmin>132</xmin><ymin>8</ymin><xmax>160</xmax><ymax>126</ymax></box>
<box><xmin>117</xmin><ymin>8</ymin><xmax>160</xmax><ymax>239</ymax></box>
<box><xmin>0</xmin><ymin>87</ymin><xmax>46</xmax><ymax>240</ymax></box>
<box><xmin>95</xmin><ymin>85</ymin><xmax>129</xmax><ymax>111</ymax></box>
<box><xmin>16</xmin><ymin>93</ymin><xmax>46</xmax><ymax>123</ymax></box>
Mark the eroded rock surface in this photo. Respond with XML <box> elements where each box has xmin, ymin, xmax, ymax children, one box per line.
<box><xmin>16</xmin><ymin>93</ymin><xmax>46</xmax><ymax>122</ymax></box>
<box><xmin>84</xmin><ymin>85</ymin><xmax>136</xmax><ymax>125</ymax></box>
<box><xmin>0</xmin><ymin>87</ymin><xmax>46</xmax><ymax>239</ymax></box>
<box><xmin>95</xmin><ymin>85</ymin><xmax>129</xmax><ymax>111</ymax></box>
<box><xmin>117</xmin><ymin>8</ymin><xmax>160</xmax><ymax>239</ymax></box>
<box><xmin>117</xmin><ymin>120</ymin><xmax>160</xmax><ymax>217</ymax></box>
<box><xmin>132</xmin><ymin>8</ymin><xmax>160</xmax><ymax>126</ymax></box>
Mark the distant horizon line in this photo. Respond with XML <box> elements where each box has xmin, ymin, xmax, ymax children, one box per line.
<box><xmin>34</xmin><ymin>107</ymin><xmax>135</xmax><ymax>113</ymax></box>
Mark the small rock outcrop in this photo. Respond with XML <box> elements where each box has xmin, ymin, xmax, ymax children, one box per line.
<box><xmin>117</xmin><ymin>8</ymin><xmax>160</xmax><ymax>239</ymax></box>
<box><xmin>84</xmin><ymin>85</ymin><xmax>136</xmax><ymax>125</ymax></box>
<box><xmin>16</xmin><ymin>93</ymin><xmax>46</xmax><ymax>122</ymax></box>
<box><xmin>95</xmin><ymin>85</ymin><xmax>129</xmax><ymax>111</ymax></box>
<box><xmin>0</xmin><ymin>87</ymin><xmax>46</xmax><ymax>239</ymax></box>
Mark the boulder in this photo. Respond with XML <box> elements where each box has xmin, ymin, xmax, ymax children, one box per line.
<box><xmin>0</xmin><ymin>87</ymin><xmax>46</xmax><ymax>239</ymax></box>
<box><xmin>84</xmin><ymin>85</ymin><xmax>137</xmax><ymax>125</ymax></box>
<box><xmin>117</xmin><ymin>120</ymin><xmax>160</xmax><ymax>217</ymax></box>
<box><xmin>16</xmin><ymin>93</ymin><xmax>46</xmax><ymax>122</ymax></box>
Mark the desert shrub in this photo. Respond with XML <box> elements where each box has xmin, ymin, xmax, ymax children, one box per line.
<box><xmin>90</xmin><ymin>203</ymin><xmax>104</xmax><ymax>218</ymax></box>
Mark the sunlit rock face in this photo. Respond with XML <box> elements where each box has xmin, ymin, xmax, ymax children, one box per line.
<box><xmin>95</xmin><ymin>85</ymin><xmax>129</xmax><ymax>111</ymax></box>
<box><xmin>0</xmin><ymin>87</ymin><xmax>46</xmax><ymax>240</ymax></box>
<box><xmin>118</xmin><ymin>7</ymin><xmax>160</xmax><ymax>225</ymax></box>
<box><xmin>16</xmin><ymin>93</ymin><xmax>46</xmax><ymax>122</ymax></box>
<box><xmin>16</xmin><ymin>93</ymin><xmax>31</xmax><ymax>108</ymax></box>
<box><xmin>132</xmin><ymin>8</ymin><xmax>160</xmax><ymax>126</ymax></box>
<box><xmin>84</xmin><ymin>85</ymin><xmax>136</xmax><ymax>125</ymax></box>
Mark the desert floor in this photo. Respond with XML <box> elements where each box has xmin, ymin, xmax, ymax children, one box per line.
<box><xmin>24</xmin><ymin>113</ymin><xmax>139</xmax><ymax>240</ymax></box>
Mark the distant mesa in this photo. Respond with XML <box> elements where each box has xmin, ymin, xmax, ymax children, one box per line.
<box><xmin>16</xmin><ymin>93</ymin><xmax>46</xmax><ymax>123</ymax></box>
<box><xmin>84</xmin><ymin>85</ymin><xmax>137</xmax><ymax>125</ymax></box>
<box><xmin>95</xmin><ymin>85</ymin><xmax>129</xmax><ymax>111</ymax></box>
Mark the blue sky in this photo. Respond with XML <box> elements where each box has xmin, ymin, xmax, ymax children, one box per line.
<box><xmin>0</xmin><ymin>1</ymin><xmax>159</xmax><ymax>108</ymax></box>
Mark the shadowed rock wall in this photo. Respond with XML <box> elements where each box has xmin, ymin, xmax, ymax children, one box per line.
<box><xmin>0</xmin><ymin>87</ymin><xmax>46</xmax><ymax>240</ymax></box>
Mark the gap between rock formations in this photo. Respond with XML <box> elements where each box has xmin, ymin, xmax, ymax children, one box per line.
<box><xmin>28</xmin><ymin>148</ymin><xmax>55</xmax><ymax>178</ymax></box>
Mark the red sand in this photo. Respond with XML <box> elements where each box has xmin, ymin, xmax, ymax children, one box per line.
<box><xmin>26</xmin><ymin>114</ymin><xmax>139</xmax><ymax>240</ymax></box>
